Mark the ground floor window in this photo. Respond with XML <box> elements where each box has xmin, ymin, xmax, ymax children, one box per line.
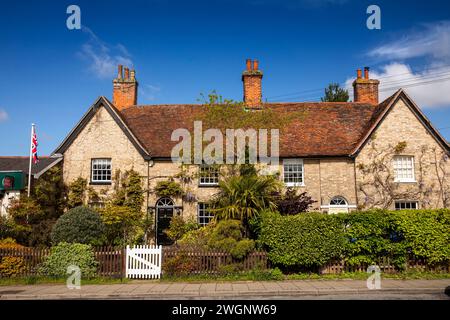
<box><xmin>328</xmin><ymin>196</ymin><xmax>349</xmax><ymax>214</ymax></box>
<box><xmin>198</xmin><ymin>202</ymin><xmax>214</xmax><ymax>226</ymax></box>
<box><xmin>395</xmin><ymin>201</ymin><xmax>418</xmax><ymax>210</ymax></box>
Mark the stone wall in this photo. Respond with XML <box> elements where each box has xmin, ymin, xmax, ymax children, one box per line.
<box><xmin>355</xmin><ymin>97</ymin><xmax>450</xmax><ymax>209</ymax></box>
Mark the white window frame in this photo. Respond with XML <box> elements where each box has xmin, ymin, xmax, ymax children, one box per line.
<box><xmin>394</xmin><ymin>201</ymin><xmax>419</xmax><ymax>210</ymax></box>
<box><xmin>198</xmin><ymin>202</ymin><xmax>214</xmax><ymax>226</ymax></box>
<box><xmin>393</xmin><ymin>156</ymin><xmax>415</xmax><ymax>183</ymax></box>
<box><xmin>199</xmin><ymin>165</ymin><xmax>219</xmax><ymax>186</ymax></box>
<box><xmin>91</xmin><ymin>158</ymin><xmax>112</xmax><ymax>183</ymax></box>
<box><xmin>283</xmin><ymin>159</ymin><xmax>305</xmax><ymax>187</ymax></box>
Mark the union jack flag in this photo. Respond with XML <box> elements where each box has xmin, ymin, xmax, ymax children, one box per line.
<box><xmin>31</xmin><ymin>126</ymin><xmax>39</xmax><ymax>164</ymax></box>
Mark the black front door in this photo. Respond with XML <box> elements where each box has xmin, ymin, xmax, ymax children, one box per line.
<box><xmin>157</xmin><ymin>207</ymin><xmax>174</xmax><ymax>245</ymax></box>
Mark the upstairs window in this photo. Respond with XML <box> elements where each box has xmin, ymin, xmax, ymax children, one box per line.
<box><xmin>283</xmin><ymin>159</ymin><xmax>304</xmax><ymax>186</ymax></box>
<box><xmin>393</xmin><ymin>156</ymin><xmax>415</xmax><ymax>182</ymax></box>
<box><xmin>198</xmin><ymin>203</ymin><xmax>214</xmax><ymax>226</ymax></box>
<box><xmin>199</xmin><ymin>165</ymin><xmax>219</xmax><ymax>186</ymax></box>
<box><xmin>91</xmin><ymin>158</ymin><xmax>112</xmax><ymax>183</ymax></box>
<box><xmin>395</xmin><ymin>201</ymin><xmax>418</xmax><ymax>210</ymax></box>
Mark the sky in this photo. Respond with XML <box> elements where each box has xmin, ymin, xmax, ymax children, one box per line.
<box><xmin>0</xmin><ymin>0</ymin><xmax>449</xmax><ymax>156</ymax></box>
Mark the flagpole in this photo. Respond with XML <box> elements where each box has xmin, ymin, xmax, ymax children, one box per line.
<box><xmin>27</xmin><ymin>123</ymin><xmax>34</xmax><ymax>197</ymax></box>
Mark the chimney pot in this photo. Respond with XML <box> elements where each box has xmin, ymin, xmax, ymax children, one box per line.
<box><xmin>118</xmin><ymin>65</ymin><xmax>123</xmax><ymax>79</ymax></box>
<box><xmin>357</xmin><ymin>69</ymin><xmax>362</xmax><ymax>79</ymax></box>
<box><xmin>124</xmin><ymin>67</ymin><xmax>130</xmax><ymax>79</ymax></box>
<box><xmin>246</xmin><ymin>59</ymin><xmax>252</xmax><ymax>71</ymax></box>
<box><xmin>253</xmin><ymin>60</ymin><xmax>259</xmax><ymax>71</ymax></box>
<box><xmin>130</xmin><ymin>70</ymin><xmax>136</xmax><ymax>80</ymax></box>
<box><xmin>364</xmin><ymin>67</ymin><xmax>370</xmax><ymax>79</ymax></box>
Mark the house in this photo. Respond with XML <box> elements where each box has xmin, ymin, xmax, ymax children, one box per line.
<box><xmin>52</xmin><ymin>60</ymin><xmax>450</xmax><ymax>244</ymax></box>
<box><xmin>0</xmin><ymin>156</ymin><xmax>62</xmax><ymax>215</ymax></box>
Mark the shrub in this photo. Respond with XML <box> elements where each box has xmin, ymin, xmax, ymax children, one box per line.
<box><xmin>38</xmin><ymin>242</ymin><xmax>98</xmax><ymax>278</ymax></box>
<box><xmin>274</xmin><ymin>188</ymin><xmax>316</xmax><ymax>215</ymax></box>
<box><xmin>339</xmin><ymin>210</ymin><xmax>407</xmax><ymax>267</ymax></box>
<box><xmin>51</xmin><ymin>206</ymin><xmax>105</xmax><ymax>245</ymax></box>
<box><xmin>0</xmin><ymin>256</ymin><xmax>26</xmax><ymax>277</ymax></box>
<box><xmin>0</xmin><ymin>238</ymin><xmax>26</xmax><ymax>277</ymax></box>
<box><xmin>394</xmin><ymin>209</ymin><xmax>450</xmax><ymax>265</ymax></box>
<box><xmin>179</xmin><ymin>225</ymin><xmax>214</xmax><ymax>247</ymax></box>
<box><xmin>162</xmin><ymin>252</ymin><xmax>197</xmax><ymax>276</ymax></box>
<box><xmin>258</xmin><ymin>212</ymin><xmax>346</xmax><ymax>270</ymax></box>
<box><xmin>164</xmin><ymin>215</ymin><xmax>199</xmax><ymax>243</ymax></box>
<box><xmin>207</xmin><ymin>220</ymin><xmax>255</xmax><ymax>259</ymax></box>
<box><xmin>100</xmin><ymin>204</ymin><xmax>141</xmax><ymax>245</ymax></box>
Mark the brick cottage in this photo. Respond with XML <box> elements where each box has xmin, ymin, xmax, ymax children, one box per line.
<box><xmin>51</xmin><ymin>60</ymin><xmax>450</xmax><ymax>244</ymax></box>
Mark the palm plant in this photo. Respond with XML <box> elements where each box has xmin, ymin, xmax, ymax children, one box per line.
<box><xmin>210</xmin><ymin>172</ymin><xmax>281</xmax><ymax>226</ymax></box>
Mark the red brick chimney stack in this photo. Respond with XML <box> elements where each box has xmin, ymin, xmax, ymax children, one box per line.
<box><xmin>353</xmin><ymin>66</ymin><xmax>379</xmax><ymax>105</ymax></box>
<box><xmin>242</xmin><ymin>59</ymin><xmax>263</xmax><ymax>108</ymax></box>
<box><xmin>113</xmin><ymin>65</ymin><xmax>138</xmax><ymax>111</ymax></box>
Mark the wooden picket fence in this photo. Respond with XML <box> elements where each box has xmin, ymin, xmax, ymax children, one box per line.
<box><xmin>1</xmin><ymin>246</ymin><xmax>448</xmax><ymax>278</ymax></box>
<box><xmin>162</xmin><ymin>246</ymin><xmax>268</xmax><ymax>274</ymax></box>
<box><xmin>0</xmin><ymin>246</ymin><xmax>124</xmax><ymax>278</ymax></box>
<box><xmin>320</xmin><ymin>256</ymin><xmax>450</xmax><ymax>274</ymax></box>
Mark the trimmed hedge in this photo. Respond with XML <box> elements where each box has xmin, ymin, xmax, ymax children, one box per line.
<box><xmin>258</xmin><ymin>209</ymin><xmax>450</xmax><ymax>270</ymax></box>
<box><xmin>258</xmin><ymin>212</ymin><xmax>346</xmax><ymax>270</ymax></box>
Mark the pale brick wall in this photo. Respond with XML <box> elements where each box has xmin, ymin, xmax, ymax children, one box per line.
<box><xmin>355</xmin><ymin>97</ymin><xmax>450</xmax><ymax>209</ymax></box>
<box><xmin>63</xmin><ymin>106</ymin><xmax>147</xmax><ymax>200</ymax></box>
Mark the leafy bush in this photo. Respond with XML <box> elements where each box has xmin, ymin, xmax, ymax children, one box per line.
<box><xmin>394</xmin><ymin>209</ymin><xmax>450</xmax><ymax>265</ymax></box>
<box><xmin>51</xmin><ymin>206</ymin><xmax>105</xmax><ymax>245</ymax></box>
<box><xmin>274</xmin><ymin>188</ymin><xmax>316</xmax><ymax>215</ymax></box>
<box><xmin>258</xmin><ymin>209</ymin><xmax>450</xmax><ymax>271</ymax></box>
<box><xmin>164</xmin><ymin>215</ymin><xmax>199</xmax><ymax>243</ymax></box>
<box><xmin>179</xmin><ymin>225</ymin><xmax>214</xmax><ymax>247</ymax></box>
<box><xmin>0</xmin><ymin>238</ymin><xmax>26</xmax><ymax>277</ymax></box>
<box><xmin>338</xmin><ymin>210</ymin><xmax>407</xmax><ymax>267</ymax></box>
<box><xmin>100</xmin><ymin>204</ymin><xmax>141</xmax><ymax>245</ymax></box>
<box><xmin>207</xmin><ymin>220</ymin><xmax>255</xmax><ymax>259</ymax></box>
<box><xmin>38</xmin><ymin>242</ymin><xmax>98</xmax><ymax>278</ymax></box>
<box><xmin>162</xmin><ymin>252</ymin><xmax>197</xmax><ymax>276</ymax></box>
<box><xmin>258</xmin><ymin>212</ymin><xmax>346</xmax><ymax>270</ymax></box>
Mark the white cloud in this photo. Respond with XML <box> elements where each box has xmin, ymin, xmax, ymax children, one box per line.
<box><xmin>368</xmin><ymin>21</ymin><xmax>450</xmax><ymax>62</ymax></box>
<box><xmin>0</xmin><ymin>109</ymin><xmax>8</xmax><ymax>122</ymax></box>
<box><xmin>360</xmin><ymin>21</ymin><xmax>450</xmax><ymax>108</ymax></box>
<box><xmin>141</xmin><ymin>84</ymin><xmax>161</xmax><ymax>102</ymax></box>
<box><xmin>78</xmin><ymin>26</ymin><xmax>133</xmax><ymax>79</ymax></box>
<box><xmin>345</xmin><ymin>63</ymin><xmax>450</xmax><ymax>108</ymax></box>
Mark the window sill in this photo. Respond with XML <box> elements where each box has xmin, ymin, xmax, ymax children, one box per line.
<box><xmin>284</xmin><ymin>183</ymin><xmax>305</xmax><ymax>187</ymax></box>
<box><xmin>198</xmin><ymin>184</ymin><xmax>219</xmax><ymax>188</ymax></box>
<box><xmin>394</xmin><ymin>180</ymin><xmax>416</xmax><ymax>183</ymax></box>
<box><xmin>90</xmin><ymin>181</ymin><xmax>112</xmax><ymax>186</ymax></box>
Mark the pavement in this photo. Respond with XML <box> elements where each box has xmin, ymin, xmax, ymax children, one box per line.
<box><xmin>0</xmin><ymin>279</ymin><xmax>449</xmax><ymax>300</ymax></box>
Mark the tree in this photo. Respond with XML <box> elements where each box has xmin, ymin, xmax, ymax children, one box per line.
<box><xmin>51</xmin><ymin>206</ymin><xmax>105</xmax><ymax>245</ymax></box>
<box><xmin>274</xmin><ymin>188</ymin><xmax>316</xmax><ymax>215</ymax></box>
<box><xmin>32</xmin><ymin>165</ymin><xmax>66</xmax><ymax>217</ymax></box>
<box><xmin>321</xmin><ymin>83</ymin><xmax>349</xmax><ymax>102</ymax></box>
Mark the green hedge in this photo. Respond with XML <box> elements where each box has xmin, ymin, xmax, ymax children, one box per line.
<box><xmin>258</xmin><ymin>212</ymin><xmax>346</xmax><ymax>270</ymax></box>
<box><xmin>258</xmin><ymin>209</ymin><xmax>450</xmax><ymax>270</ymax></box>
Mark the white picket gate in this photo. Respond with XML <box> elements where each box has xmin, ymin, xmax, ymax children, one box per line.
<box><xmin>125</xmin><ymin>245</ymin><xmax>162</xmax><ymax>279</ymax></box>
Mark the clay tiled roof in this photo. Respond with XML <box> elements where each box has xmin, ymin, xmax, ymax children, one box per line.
<box><xmin>119</xmin><ymin>101</ymin><xmax>382</xmax><ymax>158</ymax></box>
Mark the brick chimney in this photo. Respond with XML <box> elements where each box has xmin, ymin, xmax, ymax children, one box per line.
<box><xmin>242</xmin><ymin>59</ymin><xmax>263</xmax><ymax>108</ymax></box>
<box><xmin>352</xmin><ymin>67</ymin><xmax>379</xmax><ymax>105</ymax></box>
<box><xmin>113</xmin><ymin>65</ymin><xmax>138</xmax><ymax>110</ymax></box>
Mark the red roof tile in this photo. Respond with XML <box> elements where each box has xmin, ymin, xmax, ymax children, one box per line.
<box><xmin>120</xmin><ymin>101</ymin><xmax>381</xmax><ymax>158</ymax></box>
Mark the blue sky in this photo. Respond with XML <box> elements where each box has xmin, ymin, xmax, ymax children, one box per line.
<box><xmin>0</xmin><ymin>0</ymin><xmax>449</xmax><ymax>155</ymax></box>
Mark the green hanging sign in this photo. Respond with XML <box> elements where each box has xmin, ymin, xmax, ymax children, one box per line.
<box><xmin>0</xmin><ymin>171</ymin><xmax>25</xmax><ymax>191</ymax></box>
